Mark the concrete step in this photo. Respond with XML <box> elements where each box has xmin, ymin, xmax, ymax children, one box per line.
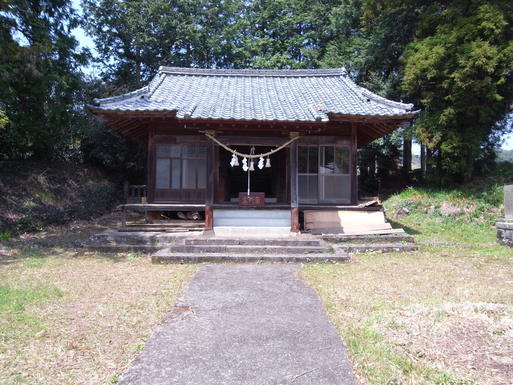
<box><xmin>214</xmin><ymin>209</ymin><xmax>291</xmax><ymax>219</ymax></box>
<box><xmin>323</xmin><ymin>234</ymin><xmax>415</xmax><ymax>244</ymax></box>
<box><xmin>185</xmin><ymin>237</ymin><xmax>322</xmax><ymax>247</ymax></box>
<box><xmin>213</xmin><ymin>209</ymin><xmax>291</xmax><ymax>227</ymax></box>
<box><xmin>213</xmin><ymin>226</ymin><xmax>292</xmax><ymax>237</ymax></box>
<box><xmin>167</xmin><ymin>244</ymin><xmax>332</xmax><ymax>254</ymax></box>
<box><xmin>336</xmin><ymin>243</ymin><xmax>419</xmax><ymax>253</ymax></box>
<box><xmin>214</xmin><ymin>218</ymin><xmax>291</xmax><ymax>227</ymax></box>
<box><xmin>152</xmin><ymin>250</ymin><xmax>350</xmax><ymax>264</ymax></box>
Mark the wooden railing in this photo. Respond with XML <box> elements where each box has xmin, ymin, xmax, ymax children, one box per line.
<box><xmin>123</xmin><ymin>182</ymin><xmax>147</xmax><ymax>203</ymax></box>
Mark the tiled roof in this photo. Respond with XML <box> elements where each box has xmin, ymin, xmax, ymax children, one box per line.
<box><xmin>90</xmin><ymin>67</ymin><xmax>417</xmax><ymax>122</ymax></box>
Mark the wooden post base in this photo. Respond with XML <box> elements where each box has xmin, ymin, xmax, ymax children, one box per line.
<box><xmin>291</xmin><ymin>207</ymin><xmax>300</xmax><ymax>233</ymax></box>
<box><xmin>205</xmin><ymin>206</ymin><xmax>213</xmax><ymax>231</ymax></box>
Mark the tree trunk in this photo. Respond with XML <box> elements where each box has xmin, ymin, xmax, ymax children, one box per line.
<box><xmin>420</xmin><ymin>143</ymin><xmax>426</xmax><ymax>177</ymax></box>
<box><xmin>402</xmin><ymin>135</ymin><xmax>412</xmax><ymax>179</ymax></box>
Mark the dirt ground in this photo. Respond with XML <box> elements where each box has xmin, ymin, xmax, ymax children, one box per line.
<box><xmin>302</xmin><ymin>247</ymin><xmax>513</xmax><ymax>385</ymax></box>
<box><xmin>380</xmin><ymin>301</ymin><xmax>513</xmax><ymax>385</ymax></box>
<box><xmin>0</xmin><ymin>214</ymin><xmax>197</xmax><ymax>385</ymax></box>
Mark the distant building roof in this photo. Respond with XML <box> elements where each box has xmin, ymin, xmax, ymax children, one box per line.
<box><xmin>90</xmin><ymin>67</ymin><xmax>417</xmax><ymax>122</ymax></box>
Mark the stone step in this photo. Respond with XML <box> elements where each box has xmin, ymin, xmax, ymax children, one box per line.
<box><xmin>88</xmin><ymin>235</ymin><xmax>162</xmax><ymax>246</ymax></box>
<box><xmin>83</xmin><ymin>244</ymin><xmax>160</xmax><ymax>253</ymax></box>
<box><xmin>185</xmin><ymin>237</ymin><xmax>322</xmax><ymax>247</ymax></box>
<box><xmin>83</xmin><ymin>230</ymin><xmax>200</xmax><ymax>250</ymax></box>
<box><xmin>323</xmin><ymin>234</ymin><xmax>415</xmax><ymax>244</ymax></box>
<box><xmin>336</xmin><ymin>243</ymin><xmax>419</xmax><ymax>253</ymax></box>
<box><xmin>167</xmin><ymin>244</ymin><xmax>332</xmax><ymax>255</ymax></box>
<box><xmin>151</xmin><ymin>250</ymin><xmax>350</xmax><ymax>264</ymax></box>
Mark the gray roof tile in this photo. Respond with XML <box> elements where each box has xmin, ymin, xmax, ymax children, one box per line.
<box><xmin>91</xmin><ymin>67</ymin><xmax>417</xmax><ymax>121</ymax></box>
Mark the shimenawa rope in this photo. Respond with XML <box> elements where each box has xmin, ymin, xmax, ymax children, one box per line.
<box><xmin>203</xmin><ymin>132</ymin><xmax>299</xmax><ymax>158</ymax></box>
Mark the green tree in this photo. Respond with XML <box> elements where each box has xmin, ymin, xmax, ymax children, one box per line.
<box><xmin>233</xmin><ymin>0</ymin><xmax>334</xmax><ymax>69</ymax></box>
<box><xmin>368</xmin><ymin>0</ymin><xmax>513</xmax><ymax>182</ymax></box>
<box><xmin>81</xmin><ymin>0</ymin><xmax>249</xmax><ymax>89</ymax></box>
<box><xmin>0</xmin><ymin>109</ymin><xmax>8</xmax><ymax>133</ymax></box>
<box><xmin>321</xmin><ymin>0</ymin><xmax>420</xmax><ymax>183</ymax></box>
<box><xmin>0</xmin><ymin>0</ymin><xmax>87</xmax><ymax>160</ymax></box>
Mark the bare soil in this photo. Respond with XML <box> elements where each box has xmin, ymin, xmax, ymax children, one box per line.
<box><xmin>0</xmin><ymin>216</ymin><xmax>197</xmax><ymax>385</ymax></box>
<box><xmin>380</xmin><ymin>302</ymin><xmax>513</xmax><ymax>385</ymax></box>
<box><xmin>302</xmin><ymin>247</ymin><xmax>513</xmax><ymax>385</ymax></box>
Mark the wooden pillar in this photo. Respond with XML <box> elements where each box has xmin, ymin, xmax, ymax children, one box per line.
<box><xmin>351</xmin><ymin>124</ymin><xmax>358</xmax><ymax>205</ymax></box>
<box><xmin>204</xmin><ymin>206</ymin><xmax>213</xmax><ymax>232</ymax></box>
<box><xmin>121</xmin><ymin>205</ymin><xmax>126</xmax><ymax>229</ymax></box>
<box><xmin>204</xmin><ymin>135</ymin><xmax>215</xmax><ymax>232</ymax></box>
<box><xmin>146</xmin><ymin>126</ymin><xmax>155</xmax><ymax>203</ymax></box>
<box><xmin>289</xmin><ymin>133</ymin><xmax>299</xmax><ymax>232</ymax></box>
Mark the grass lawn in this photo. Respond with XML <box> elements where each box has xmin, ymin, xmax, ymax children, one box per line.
<box><xmin>0</xmin><ymin>243</ymin><xmax>197</xmax><ymax>385</ymax></box>
<box><xmin>302</xmin><ymin>187</ymin><xmax>513</xmax><ymax>385</ymax></box>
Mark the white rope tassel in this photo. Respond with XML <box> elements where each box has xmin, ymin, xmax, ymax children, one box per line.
<box><xmin>265</xmin><ymin>156</ymin><xmax>271</xmax><ymax>168</ymax></box>
<box><xmin>230</xmin><ymin>153</ymin><xmax>239</xmax><ymax>167</ymax></box>
<box><xmin>203</xmin><ymin>132</ymin><xmax>299</xmax><ymax>159</ymax></box>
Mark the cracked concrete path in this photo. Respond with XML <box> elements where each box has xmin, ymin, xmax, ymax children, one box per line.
<box><xmin>119</xmin><ymin>264</ymin><xmax>357</xmax><ymax>385</ymax></box>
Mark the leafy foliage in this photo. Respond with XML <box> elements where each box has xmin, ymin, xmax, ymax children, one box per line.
<box><xmin>1</xmin><ymin>0</ymin><xmax>512</xmax><ymax>185</ymax></box>
<box><xmin>395</xmin><ymin>1</ymin><xmax>513</xmax><ymax>181</ymax></box>
<box><xmin>0</xmin><ymin>110</ymin><xmax>7</xmax><ymax>131</ymax></box>
<box><xmin>81</xmin><ymin>0</ymin><xmax>337</xmax><ymax>88</ymax></box>
<box><xmin>0</xmin><ymin>0</ymin><xmax>88</xmax><ymax>160</ymax></box>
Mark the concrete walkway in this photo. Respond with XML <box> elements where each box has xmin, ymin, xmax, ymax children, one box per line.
<box><xmin>119</xmin><ymin>264</ymin><xmax>356</xmax><ymax>385</ymax></box>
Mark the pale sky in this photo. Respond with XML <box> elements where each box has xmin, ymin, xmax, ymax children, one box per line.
<box><xmin>503</xmin><ymin>133</ymin><xmax>513</xmax><ymax>150</ymax></box>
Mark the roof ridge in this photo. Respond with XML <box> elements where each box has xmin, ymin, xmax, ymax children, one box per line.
<box><xmin>158</xmin><ymin>66</ymin><xmax>348</xmax><ymax>77</ymax></box>
<box><xmin>92</xmin><ymin>86</ymin><xmax>148</xmax><ymax>105</ymax></box>
<box><xmin>339</xmin><ymin>76</ymin><xmax>414</xmax><ymax>111</ymax></box>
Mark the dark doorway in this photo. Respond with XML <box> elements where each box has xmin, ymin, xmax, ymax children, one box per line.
<box><xmin>216</xmin><ymin>146</ymin><xmax>288</xmax><ymax>204</ymax></box>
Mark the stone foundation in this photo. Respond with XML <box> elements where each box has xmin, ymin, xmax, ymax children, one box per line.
<box><xmin>496</xmin><ymin>219</ymin><xmax>513</xmax><ymax>247</ymax></box>
<box><xmin>497</xmin><ymin>185</ymin><xmax>513</xmax><ymax>247</ymax></box>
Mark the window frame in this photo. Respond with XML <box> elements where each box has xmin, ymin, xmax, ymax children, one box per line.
<box><xmin>154</xmin><ymin>143</ymin><xmax>207</xmax><ymax>202</ymax></box>
<box><xmin>298</xmin><ymin>144</ymin><xmax>352</xmax><ymax>204</ymax></box>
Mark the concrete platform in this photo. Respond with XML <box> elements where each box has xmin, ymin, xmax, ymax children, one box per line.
<box><xmin>83</xmin><ymin>227</ymin><xmax>418</xmax><ymax>258</ymax></box>
<box><xmin>83</xmin><ymin>229</ymin><xmax>202</xmax><ymax>252</ymax></box>
<box><xmin>335</xmin><ymin>243</ymin><xmax>418</xmax><ymax>253</ymax></box>
<box><xmin>152</xmin><ymin>236</ymin><xmax>349</xmax><ymax>263</ymax></box>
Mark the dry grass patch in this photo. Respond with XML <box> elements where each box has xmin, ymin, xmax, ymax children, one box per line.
<box><xmin>0</xmin><ymin>249</ymin><xmax>197</xmax><ymax>385</ymax></box>
<box><xmin>301</xmin><ymin>246</ymin><xmax>513</xmax><ymax>385</ymax></box>
<box><xmin>380</xmin><ymin>302</ymin><xmax>513</xmax><ymax>384</ymax></box>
